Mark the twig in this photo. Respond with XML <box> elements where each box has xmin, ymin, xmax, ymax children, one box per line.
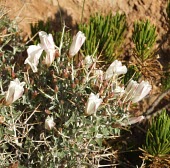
<box><xmin>25</xmin><ymin>31</ymin><xmax>39</xmax><ymax>45</ymax></box>
<box><xmin>144</xmin><ymin>88</ymin><xmax>170</xmax><ymax>116</ymax></box>
<box><xmin>9</xmin><ymin>106</ymin><xmax>21</xmax><ymax>146</ymax></box>
<box><xmin>98</xmin><ymin>164</ymin><xmax>119</xmax><ymax>167</ymax></box>
<box><xmin>59</xmin><ymin>23</ymin><xmax>66</xmax><ymax>56</ymax></box>
<box><xmin>0</xmin><ymin>32</ymin><xmax>16</xmax><ymax>38</ymax></box>
<box><xmin>24</xmin><ymin>104</ymin><xmax>41</xmax><ymax>124</ymax></box>
<box><xmin>145</xmin><ymin>103</ymin><xmax>170</xmax><ymax>120</ymax></box>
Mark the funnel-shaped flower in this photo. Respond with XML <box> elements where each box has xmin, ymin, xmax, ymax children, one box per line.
<box><xmin>121</xmin><ymin>115</ymin><xmax>145</xmax><ymax>126</ymax></box>
<box><xmin>24</xmin><ymin>44</ymin><xmax>43</xmax><ymax>73</ymax></box>
<box><xmin>39</xmin><ymin>31</ymin><xmax>57</xmax><ymax>66</ymax></box>
<box><xmin>25</xmin><ymin>31</ymin><xmax>57</xmax><ymax>71</ymax></box>
<box><xmin>128</xmin><ymin>115</ymin><xmax>145</xmax><ymax>125</ymax></box>
<box><xmin>124</xmin><ymin>80</ymin><xmax>139</xmax><ymax>102</ymax></box>
<box><xmin>124</xmin><ymin>80</ymin><xmax>152</xmax><ymax>103</ymax></box>
<box><xmin>105</xmin><ymin>60</ymin><xmax>127</xmax><ymax>80</ymax></box>
<box><xmin>45</xmin><ymin>116</ymin><xmax>55</xmax><ymax>130</ymax></box>
<box><xmin>131</xmin><ymin>81</ymin><xmax>152</xmax><ymax>103</ymax></box>
<box><xmin>69</xmin><ymin>31</ymin><xmax>86</xmax><ymax>56</ymax></box>
<box><xmin>5</xmin><ymin>78</ymin><xmax>25</xmax><ymax>105</ymax></box>
<box><xmin>85</xmin><ymin>93</ymin><xmax>103</xmax><ymax>115</ymax></box>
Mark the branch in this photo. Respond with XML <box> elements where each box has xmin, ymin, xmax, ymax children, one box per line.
<box><xmin>144</xmin><ymin>89</ymin><xmax>170</xmax><ymax>116</ymax></box>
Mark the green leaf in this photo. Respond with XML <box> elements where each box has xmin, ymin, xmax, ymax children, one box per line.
<box><xmin>79</xmin><ymin>12</ymin><xmax>127</xmax><ymax>63</ymax></box>
<box><xmin>144</xmin><ymin>109</ymin><xmax>170</xmax><ymax>156</ymax></box>
<box><xmin>132</xmin><ymin>20</ymin><xmax>157</xmax><ymax>61</ymax></box>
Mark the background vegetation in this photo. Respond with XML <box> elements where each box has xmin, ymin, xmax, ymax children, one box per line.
<box><xmin>0</xmin><ymin>1</ymin><xmax>170</xmax><ymax>167</ymax></box>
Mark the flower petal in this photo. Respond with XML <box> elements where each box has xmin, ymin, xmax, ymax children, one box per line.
<box><xmin>25</xmin><ymin>44</ymin><xmax>43</xmax><ymax>72</ymax></box>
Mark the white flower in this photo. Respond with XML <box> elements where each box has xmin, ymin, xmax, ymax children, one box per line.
<box><xmin>84</xmin><ymin>55</ymin><xmax>93</xmax><ymax>69</ymax></box>
<box><xmin>128</xmin><ymin>115</ymin><xmax>145</xmax><ymax>125</ymax></box>
<box><xmin>131</xmin><ymin>81</ymin><xmax>152</xmax><ymax>103</ymax></box>
<box><xmin>24</xmin><ymin>44</ymin><xmax>43</xmax><ymax>73</ymax></box>
<box><xmin>122</xmin><ymin>116</ymin><xmax>145</xmax><ymax>126</ymax></box>
<box><xmin>45</xmin><ymin>116</ymin><xmax>55</xmax><ymax>130</ymax></box>
<box><xmin>124</xmin><ymin>80</ymin><xmax>152</xmax><ymax>103</ymax></box>
<box><xmin>104</xmin><ymin>60</ymin><xmax>127</xmax><ymax>80</ymax></box>
<box><xmin>126</xmin><ymin>80</ymin><xmax>138</xmax><ymax>93</ymax></box>
<box><xmin>39</xmin><ymin>31</ymin><xmax>55</xmax><ymax>51</ymax></box>
<box><xmin>25</xmin><ymin>31</ymin><xmax>57</xmax><ymax>71</ymax></box>
<box><xmin>85</xmin><ymin>93</ymin><xmax>103</xmax><ymax>115</ymax></box>
<box><xmin>39</xmin><ymin>31</ymin><xmax>57</xmax><ymax>66</ymax></box>
<box><xmin>124</xmin><ymin>80</ymin><xmax>139</xmax><ymax>102</ymax></box>
<box><xmin>69</xmin><ymin>31</ymin><xmax>86</xmax><ymax>56</ymax></box>
<box><xmin>5</xmin><ymin>78</ymin><xmax>25</xmax><ymax>105</ymax></box>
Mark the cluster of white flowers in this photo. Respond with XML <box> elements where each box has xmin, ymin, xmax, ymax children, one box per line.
<box><xmin>84</xmin><ymin>58</ymin><xmax>152</xmax><ymax>125</ymax></box>
<box><xmin>24</xmin><ymin>31</ymin><xmax>86</xmax><ymax>73</ymax></box>
<box><xmin>3</xmin><ymin>30</ymin><xmax>152</xmax><ymax>129</ymax></box>
<box><xmin>85</xmin><ymin>59</ymin><xmax>152</xmax><ymax>115</ymax></box>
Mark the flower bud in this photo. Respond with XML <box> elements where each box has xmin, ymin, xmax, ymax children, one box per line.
<box><xmin>75</xmin><ymin>78</ymin><xmax>79</xmax><ymax>85</ymax></box>
<box><xmin>99</xmin><ymin>88</ymin><xmax>104</xmax><ymax>95</ymax></box>
<box><xmin>71</xmin><ymin>83</ymin><xmax>76</xmax><ymax>89</ymax></box>
<box><xmin>55</xmin><ymin>50</ymin><xmax>60</xmax><ymax>58</ymax></box>
<box><xmin>84</xmin><ymin>55</ymin><xmax>93</xmax><ymax>69</ymax></box>
<box><xmin>131</xmin><ymin>81</ymin><xmax>152</xmax><ymax>103</ymax></box>
<box><xmin>50</xmin><ymin>70</ymin><xmax>55</xmax><ymax>75</ymax></box>
<box><xmin>69</xmin><ymin>31</ymin><xmax>86</xmax><ymax>57</ymax></box>
<box><xmin>45</xmin><ymin>109</ymin><xmax>51</xmax><ymax>115</ymax></box>
<box><xmin>5</xmin><ymin>78</ymin><xmax>25</xmax><ymax>105</ymax></box>
<box><xmin>0</xmin><ymin>116</ymin><xmax>5</xmax><ymax>124</ymax></box>
<box><xmin>60</xmin><ymin>100</ymin><xmax>64</xmax><ymax>105</ymax></box>
<box><xmin>121</xmin><ymin>116</ymin><xmax>145</xmax><ymax>126</ymax></box>
<box><xmin>45</xmin><ymin>116</ymin><xmax>55</xmax><ymax>130</ymax></box>
<box><xmin>85</xmin><ymin>93</ymin><xmax>103</xmax><ymax>115</ymax></box>
<box><xmin>103</xmin><ymin>80</ymin><xmax>108</xmax><ymax>87</ymax></box>
<box><xmin>103</xmin><ymin>97</ymin><xmax>108</xmax><ymax>103</ymax></box>
<box><xmin>32</xmin><ymin>90</ymin><xmax>38</xmax><ymax>99</ymax></box>
<box><xmin>109</xmin><ymin>92</ymin><xmax>115</xmax><ymax>98</ymax></box>
<box><xmin>54</xmin><ymin>85</ymin><xmax>59</xmax><ymax>93</ymax></box>
<box><xmin>63</xmin><ymin>69</ymin><xmax>69</xmax><ymax>78</ymax></box>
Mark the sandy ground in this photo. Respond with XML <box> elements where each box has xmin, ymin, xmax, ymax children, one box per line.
<box><xmin>2</xmin><ymin>0</ymin><xmax>168</xmax><ymax>40</ymax></box>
